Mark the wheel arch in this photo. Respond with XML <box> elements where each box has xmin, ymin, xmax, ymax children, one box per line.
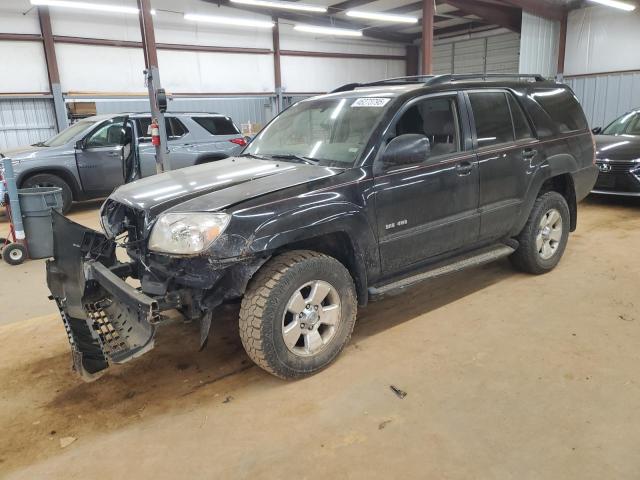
<box><xmin>18</xmin><ymin>168</ymin><xmax>82</xmax><ymax>200</ymax></box>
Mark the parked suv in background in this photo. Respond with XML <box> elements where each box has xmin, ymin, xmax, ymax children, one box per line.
<box><xmin>591</xmin><ymin>108</ymin><xmax>640</xmax><ymax>197</ymax></box>
<box><xmin>0</xmin><ymin>112</ymin><xmax>246</xmax><ymax>212</ymax></box>
<box><xmin>47</xmin><ymin>74</ymin><xmax>598</xmax><ymax>381</ymax></box>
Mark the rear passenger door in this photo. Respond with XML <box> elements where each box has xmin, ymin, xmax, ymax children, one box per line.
<box><xmin>465</xmin><ymin>90</ymin><xmax>537</xmax><ymax>242</ymax></box>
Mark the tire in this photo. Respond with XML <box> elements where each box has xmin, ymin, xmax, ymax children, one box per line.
<box><xmin>22</xmin><ymin>173</ymin><xmax>73</xmax><ymax>214</ymax></box>
<box><xmin>2</xmin><ymin>243</ymin><xmax>27</xmax><ymax>265</ymax></box>
<box><xmin>510</xmin><ymin>191</ymin><xmax>570</xmax><ymax>275</ymax></box>
<box><xmin>239</xmin><ymin>250</ymin><xmax>357</xmax><ymax>379</ymax></box>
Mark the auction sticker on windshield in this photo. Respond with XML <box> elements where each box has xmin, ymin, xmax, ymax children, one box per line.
<box><xmin>352</xmin><ymin>98</ymin><xmax>391</xmax><ymax>108</ymax></box>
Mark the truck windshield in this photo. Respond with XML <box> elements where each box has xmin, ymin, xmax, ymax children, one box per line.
<box><xmin>41</xmin><ymin>119</ymin><xmax>97</xmax><ymax>147</ymax></box>
<box><xmin>244</xmin><ymin>97</ymin><xmax>391</xmax><ymax>166</ymax></box>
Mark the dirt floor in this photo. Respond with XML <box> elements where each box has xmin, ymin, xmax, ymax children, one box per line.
<box><xmin>0</xmin><ymin>195</ymin><xmax>639</xmax><ymax>479</ymax></box>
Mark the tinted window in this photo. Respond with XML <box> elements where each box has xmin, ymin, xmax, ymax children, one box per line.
<box><xmin>85</xmin><ymin>119</ymin><xmax>126</xmax><ymax>148</ymax></box>
<box><xmin>193</xmin><ymin>116</ymin><xmax>240</xmax><ymax>135</ymax></box>
<box><xmin>469</xmin><ymin>92</ymin><xmax>514</xmax><ymax>147</ymax></box>
<box><xmin>507</xmin><ymin>94</ymin><xmax>533</xmax><ymax>140</ymax></box>
<box><xmin>168</xmin><ymin>118</ymin><xmax>188</xmax><ymax>138</ymax></box>
<box><xmin>531</xmin><ymin>88</ymin><xmax>588</xmax><ymax>133</ymax></box>
<box><xmin>393</xmin><ymin>96</ymin><xmax>460</xmax><ymax>159</ymax></box>
<box><xmin>137</xmin><ymin>118</ymin><xmax>152</xmax><ymax>141</ymax></box>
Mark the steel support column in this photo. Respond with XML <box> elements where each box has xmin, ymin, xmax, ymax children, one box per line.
<box><xmin>37</xmin><ymin>6</ymin><xmax>67</xmax><ymax>132</ymax></box>
<box><xmin>137</xmin><ymin>0</ymin><xmax>170</xmax><ymax>173</ymax></box>
<box><xmin>421</xmin><ymin>0</ymin><xmax>434</xmax><ymax>75</ymax></box>
<box><xmin>556</xmin><ymin>12</ymin><xmax>567</xmax><ymax>81</ymax></box>
<box><xmin>272</xmin><ymin>17</ymin><xmax>283</xmax><ymax>113</ymax></box>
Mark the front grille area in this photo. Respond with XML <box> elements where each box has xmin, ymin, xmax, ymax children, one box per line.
<box><xmin>85</xmin><ymin>298</ymin><xmax>129</xmax><ymax>357</ymax></box>
<box><xmin>596</xmin><ymin>160</ymin><xmax>639</xmax><ymax>173</ymax></box>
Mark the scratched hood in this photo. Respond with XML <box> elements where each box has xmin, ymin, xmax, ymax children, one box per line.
<box><xmin>595</xmin><ymin>135</ymin><xmax>640</xmax><ymax>161</ymax></box>
<box><xmin>108</xmin><ymin>156</ymin><xmax>341</xmax><ymax>216</ymax></box>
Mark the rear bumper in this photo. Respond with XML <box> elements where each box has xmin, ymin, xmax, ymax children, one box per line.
<box><xmin>46</xmin><ymin>211</ymin><xmax>159</xmax><ymax>381</ymax></box>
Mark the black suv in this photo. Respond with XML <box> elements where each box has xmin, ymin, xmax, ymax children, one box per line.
<box><xmin>47</xmin><ymin>74</ymin><xmax>598</xmax><ymax>381</ymax></box>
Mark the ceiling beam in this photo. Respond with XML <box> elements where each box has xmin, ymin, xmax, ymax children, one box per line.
<box><xmin>496</xmin><ymin>0</ymin><xmax>565</xmax><ymax>22</ymax></box>
<box><xmin>442</xmin><ymin>0</ymin><xmax>521</xmax><ymax>32</ymax></box>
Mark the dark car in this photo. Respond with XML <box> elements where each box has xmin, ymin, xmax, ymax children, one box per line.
<box><xmin>591</xmin><ymin>108</ymin><xmax>640</xmax><ymax>197</ymax></box>
<box><xmin>46</xmin><ymin>74</ymin><xmax>598</xmax><ymax>381</ymax></box>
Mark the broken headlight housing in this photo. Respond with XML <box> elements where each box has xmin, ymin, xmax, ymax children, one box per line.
<box><xmin>148</xmin><ymin>212</ymin><xmax>230</xmax><ymax>255</ymax></box>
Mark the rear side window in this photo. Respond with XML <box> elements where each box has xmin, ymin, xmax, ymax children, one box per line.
<box><xmin>193</xmin><ymin>116</ymin><xmax>240</xmax><ymax>135</ymax></box>
<box><xmin>468</xmin><ymin>92</ymin><xmax>514</xmax><ymax>148</ymax></box>
<box><xmin>531</xmin><ymin>88</ymin><xmax>588</xmax><ymax>133</ymax></box>
<box><xmin>507</xmin><ymin>94</ymin><xmax>533</xmax><ymax>140</ymax></box>
<box><xmin>168</xmin><ymin>118</ymin><xmax>188</xmax><ymax>138</ymax></box>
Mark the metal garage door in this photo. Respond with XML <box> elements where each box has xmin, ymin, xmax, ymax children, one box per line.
<box><xmin>433</xmin><ymin>33</ymin><xmax>521</xmax><ymax>75</ymax></box>
<box><xmin>0</xmin><ymin>98</ymin><xmax>57</xmax><ymax>151</ymax></box>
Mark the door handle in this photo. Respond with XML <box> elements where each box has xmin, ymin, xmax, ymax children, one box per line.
<box><xmin>455</xmin><ymin>161</ymin><xmax>474</xmax><ymax>176</ymax></box>
<box><xmin>523</xmin><ymin>148</ymin><xmax>538</xmax><ymax>159</ymax></box>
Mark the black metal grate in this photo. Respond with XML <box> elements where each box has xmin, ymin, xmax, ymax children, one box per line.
<box><xmin>85</xmin><ymin>299</ymin><xmax>129</xmax><ymax>357</ymax></box>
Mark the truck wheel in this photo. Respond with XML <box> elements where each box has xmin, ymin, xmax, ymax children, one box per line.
<box><xmin>22</xmin><ymin>173</ymin><xmax>73</xmax><ymax>214</ymax></box>
<box><xmin>510</xmin><ymin>191</ymin><xmax>570</xmax><ymax>275</ymax></box>
<box><xmin>239</xmin><ymin>250</ymin><xmax>357</xmax><ymax>379</ymax></box>
<box><xmin>2</xmin><ymin>243</ymin><xmax>27</xmax><ymax>265</ymax></box>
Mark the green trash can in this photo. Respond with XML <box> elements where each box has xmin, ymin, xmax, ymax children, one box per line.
<box><xmin>18</xmin><ymin>187</ymin><xmax>63</xmax><ymax>259</ymax></box>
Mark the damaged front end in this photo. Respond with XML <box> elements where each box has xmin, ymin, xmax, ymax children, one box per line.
<box><xmin>46</xmin><ymin>205</ymin><xmax>265</xmax><ymax>381</ymax></box>
<box><xmin>46</xmin><ymin>211</ymin><xmax>163</xmax><ymax>381</ymax></box>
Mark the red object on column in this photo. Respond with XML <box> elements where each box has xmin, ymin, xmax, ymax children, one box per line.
<box><xmin>150</xmin><ymin>119</ymin><xmax>160</xmax><ymax>146</ymax></box>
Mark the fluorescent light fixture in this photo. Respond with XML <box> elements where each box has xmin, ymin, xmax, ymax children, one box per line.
<box><xmin>294</xmin><ymin>24</ymin><xmax>362</xmax><ymax>36</ymax></box>
<box><xmin>184</xmin><ymin>13</ymin><xmax>274</xmax><ymax>28</ymax></box>
<box><xmin>346</xmin><ymin>10</ymin><xmax>418</xmax><ymax>23</ymax></box>
<box><xmin>230</xmin><ymin>0</ymin><xmax>327</xmax><ymax>13</ymax></box>
<box><xmin>30</xmin><ymin>0</ymin><xmax>139</xmax><ymax>14</ymax></box>
<box><xmin>589</xmin><ymin>0</ymin><xmax>636</xmax><ymax>10</ymax></box>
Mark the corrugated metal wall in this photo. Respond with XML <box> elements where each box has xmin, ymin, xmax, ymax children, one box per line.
<box><xmin>433</xmin><ymin>33</ymin><xmax>520</xmax><ymax>75</ymax></box>
<box><xmin>519</xmin><ymin>12</ymin><xmax>559</xmax><ymax>77</ymax></box>
<box><xmin>565</xmin><ymin>72</ymin><xmax>640</xmax><ymax>128</ymax></box>
<box><xmin>0</xmin><ymin>98</ymin><xmax>57</xmax><ymax>151</ymax></box>
<box><xmin>92</xmin><ymin>96</ymin><xmax>275</xmax><ymax>127</ymax></box>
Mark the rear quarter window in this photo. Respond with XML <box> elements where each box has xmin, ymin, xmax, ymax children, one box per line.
<box><xmin>530</xmin><ymin>88</ymin><xmax>588</xmax><ymax>134</ymax></box>
<box><xmin>193</xmin><ymin>116</ymin><xmax>240</xmax><ymax>135</ymax></box>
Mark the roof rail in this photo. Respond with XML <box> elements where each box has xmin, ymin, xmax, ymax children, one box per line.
<box><xmin>330</xmin><ymin>73</ymin><xmax>546</xmax><ymax>93</ymax></box>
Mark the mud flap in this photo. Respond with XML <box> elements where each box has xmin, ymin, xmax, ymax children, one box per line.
<box><xmin>46</xmin><ymin>211</ymin><xmax>158</xmax><ymax>381</ymax></box>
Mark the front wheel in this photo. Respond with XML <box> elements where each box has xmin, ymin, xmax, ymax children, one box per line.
<box><xmin>510</xmin><ymin>191</ymin><xmax>570</xmax><ymax>274</ymax></box>
<box><xmin>239</xmin><ymin>250</ymin><xmax>357</xmax><ymax>379</ymax></box>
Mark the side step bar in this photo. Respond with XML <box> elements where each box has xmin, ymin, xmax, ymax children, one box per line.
<box><xmin>368</xmin><ymin>243</ymin><xmax>516</xmax><ymax>298</ymax></box>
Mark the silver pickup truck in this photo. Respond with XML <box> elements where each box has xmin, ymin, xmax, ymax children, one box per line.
<box><xmin>0</xmin><ymin>112</ymin><xmax>246</xmax><ymax>212</ymax></box>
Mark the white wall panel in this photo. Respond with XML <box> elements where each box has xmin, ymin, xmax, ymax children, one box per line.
<box><xmin>565</xmin><ymin>6</ymin><xmax>640</xmax><ymax>76</ymax></box>
<box><xmin>0</xmin><ymin>42</ymin><xmax>50</xmax><ymax>93</ymax></box>
<box><xmin>281</xmin><ymin>56</ymin><xmax>404</xmax><ymax>93</ymax></box>
<box><xmin>50</xmin><ymin>7</ymin><xmax>141</xmax><ymax>41</ymax></box>
<box><xmin>453</xmin><ymin>38</ymin><xmax>485</xmax><ymax>74</ymax></box>
<box><xmin>486</xmin><ymin>33</ymin><xmax>520</xmax><ymax>73</ymax></box>
<box><xmin>158</xmin><ymin>50</ymin><xmax>274</xmax><ymax>93</ymax></box>
<box><xmin>0</xmin><ymin>98</ymin><xmax>57</xmax><ymax>150</ymax></box>
<box><xmin>0</xmin><ymin>0</ymin><xmax>40</xmax><ymax>35</ymax></box>
<box><xmin>56</xmin><ymin>44</ymin><xmax>145</xmax><ymax>93</ymax></box>
<box><xmin>565</xmin><ymin>73</ymin><xmax>640</xmax><ymax>128</ymax></box>
<box><xmin>519</xmin><ymin>12</ymin><xmax>559</xmax><ymax>78</ymax></box>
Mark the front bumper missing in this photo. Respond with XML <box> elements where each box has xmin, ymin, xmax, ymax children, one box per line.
<box><xmin>46</xmin><ymin>211</ymin><xmax>159</xmax><ymax>381</ymax></box>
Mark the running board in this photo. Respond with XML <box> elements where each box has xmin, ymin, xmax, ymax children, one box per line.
<box><xmin>368</xmin><ymin>243</ymin><xmax>516</xmax><ymax>299</ymax></box>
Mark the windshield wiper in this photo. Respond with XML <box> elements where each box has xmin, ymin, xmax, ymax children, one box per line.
<box><xmin>239</xmin><ymin>153</ymin><xmax>269</xmax><ymax>160</ymax></box>
<box><xmin>32</xmin><ymin>142</ymin><xmax>47</xmax><ymax>147</ymax></box>
<box><xmin>266</xmin><ymin>154</ymin><xmax>319</xmax><ymax>165</ymax></box>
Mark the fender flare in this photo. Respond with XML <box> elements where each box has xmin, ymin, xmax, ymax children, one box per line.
<box><xmin>17</xmin><ymin>167</ymin><xmax>82</xmax><ymax>199</ymax></box>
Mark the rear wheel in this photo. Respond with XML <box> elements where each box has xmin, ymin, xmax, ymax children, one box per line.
<box><xmin>510</xmin><ymin>191</ymin><xmax>570</xmax><ymax>274</ymax></box>
<box><xmin>239</xmin><ymin>250</ymin><xmax>357</xmax><ymax>379</ymax></box>
<box><xmin>22</xmin><ymin>173</ymin><xmax>73</xmax><ymax>214</ymax></box>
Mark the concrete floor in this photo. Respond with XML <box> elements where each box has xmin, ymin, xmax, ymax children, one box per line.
<box><xmin>0</xmin><ymin>196</ymin><xmax>639</xmax><ymax>479</ymax></box>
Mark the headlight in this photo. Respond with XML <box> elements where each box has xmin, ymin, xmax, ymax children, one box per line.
<box><xmin>148</xmin><ymin>212</ymin><xmax>230</xmax><ymax>255</ymax></box>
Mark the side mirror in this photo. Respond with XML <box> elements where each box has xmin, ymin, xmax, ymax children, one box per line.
<box><xmin>592</xmin><ymin>127</ymin><xmax>602</xmax><ymax>135</ymax></box>
<box><xmin>382</xmin><ymin>134</ymin><xmax>430</xmax><ymax>167</ymax></box>
<box><xmin>75</xmin><ymin>139</ymin><xmax>85</xmax><ymax>150</ymax></box>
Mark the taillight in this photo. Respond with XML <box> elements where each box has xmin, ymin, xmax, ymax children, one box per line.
<box><xmin>229</xmin><ymin>138</ymin><xmax>247</xmax><ymax>147</ymax></box>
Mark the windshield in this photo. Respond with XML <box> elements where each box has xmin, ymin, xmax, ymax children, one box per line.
<box><xmin>603</xmin><ymin>111</ymin><xmax>640</xmax><ymax>136</ymax></box>
<box><xmin>41</xmin><ymin>119</ymin><xmax>97</xmax><ymax>147</ymax></box>
<box><xmin>244</xmin><ymin>97</ymin><xmax>391</xmax><ymax>166</ymax></box>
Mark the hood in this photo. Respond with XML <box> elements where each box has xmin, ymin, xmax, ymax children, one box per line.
<box><xmin>109</xmin><ymin>156</ymin><xmax>343</xmax><ymax>215</ymax></box>
<box><xmin>1</xmin><ymin>144</ymin><xmax>49</xmax><ymax>160</ymax></box>
<box><xmin>595</xmin><ymin>135</ymin><xmax>640</xmax><ymax>161</ymax></box>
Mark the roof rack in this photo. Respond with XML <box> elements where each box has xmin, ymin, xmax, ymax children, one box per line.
<box><xmin>330</xmin><ymin>73</ymin><xmax>546</xmax><ymax>93</ymax></box>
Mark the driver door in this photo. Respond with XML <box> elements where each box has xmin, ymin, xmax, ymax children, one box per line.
<box><xmin>372</xmin><ymin>93</ymin><xmax>480</xmax><ymax>274</ymax></box>
<box><xmin>75</xmin><ymin>116</ymin><xmax>129</xmax><ymax>194</ymax></box>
